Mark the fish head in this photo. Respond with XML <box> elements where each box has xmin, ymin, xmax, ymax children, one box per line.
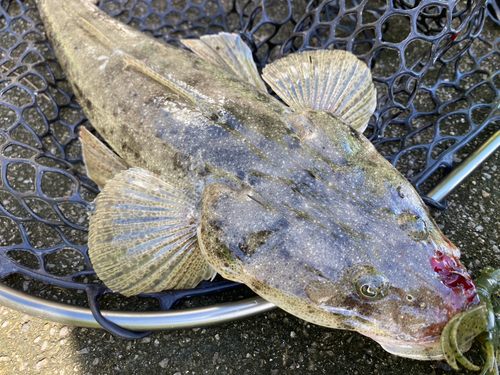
<box><xmin>198</xmin><ymin>166</ymin><xmax>478</xmax><ymax>360</ymax></box>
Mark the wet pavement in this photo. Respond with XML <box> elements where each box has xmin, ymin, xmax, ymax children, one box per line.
<box><xmin>0</xmin><ymin>144</ymin><xmax>498</xmax><ymax>375</ymax></box>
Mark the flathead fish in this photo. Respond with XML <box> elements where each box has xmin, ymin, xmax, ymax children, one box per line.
<box><xmin>38</xmin><ymin>0</ymin><xmax>478</xmax><ymax>360</ymax></box>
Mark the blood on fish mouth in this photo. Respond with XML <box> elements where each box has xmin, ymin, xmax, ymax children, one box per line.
<box><xmin>363</xmin><ymin>249</ymin><xmax>480</xmax><ymax>360</ymax></box>
<box><xmin>430</xmin><ymin>251</ymin><xmax>478</xmax><ymax>311</ymax></box>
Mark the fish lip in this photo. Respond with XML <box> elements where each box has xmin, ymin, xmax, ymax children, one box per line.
<box><xmin>360</xmin><ymin>332</ymin><xmax>445</xmax><ymax>360</ymax></box>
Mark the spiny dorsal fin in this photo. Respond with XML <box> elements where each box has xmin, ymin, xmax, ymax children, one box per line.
<box><xmin>262</xmin><ymin>50</ymin><xmax>376</xmax><ymax>132</ymax></box>
<box><xmin>88</xmin><ymin>168</ymin><xmax>216</xmax><ymax>296</ymax></box>
<box><xmin>182</xmin><ymin>33</ymin><xmax>267</xmax><ymax>92</ymax></box>
<box><xmin>79</xmin><ymin>127</ymin><xmax>128</xmax><ymax>188</ymax></box>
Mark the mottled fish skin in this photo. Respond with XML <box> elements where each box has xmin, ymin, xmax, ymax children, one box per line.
<box><xmin>38</xmin><ymin>0</ymin><xmax>478</xmax><ymax>360</ymax></box>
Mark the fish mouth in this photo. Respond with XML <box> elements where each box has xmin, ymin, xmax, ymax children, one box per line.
<box><xmin>360</xmin><ymin>332</ymin><xmax>472</xmax><ymax>360</ymax></box>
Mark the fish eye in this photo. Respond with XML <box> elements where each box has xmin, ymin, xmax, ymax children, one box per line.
<box><xmin>360</xmin><ymin>284</ymin><xmax>377</xmax><ymax>298</ymax></box>
<box><xmin>351</xmin><ymin>265</ymin><xmax>389</xmax><ymax>302</ymax></box>
<box><xmin>396</xmin><ymin>213</ymin><xmax>429</xmax><ymax>241</ymax></box>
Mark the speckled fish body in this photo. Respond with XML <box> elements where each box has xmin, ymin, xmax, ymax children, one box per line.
<box><xmin>38</xmin><ymin>0</ymin><xmax>478</xmax><ymax>360</ymax></box>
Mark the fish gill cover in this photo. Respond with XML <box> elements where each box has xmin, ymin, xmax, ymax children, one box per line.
<box><xmin>0</xmin><ymin>0</ymin><xmax>498</xmax><ymax>338</ymax></box>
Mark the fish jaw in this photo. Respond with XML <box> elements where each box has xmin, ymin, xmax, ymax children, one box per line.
<box><xmin>362</xmin><ymin>332</ymin><xmax>443</xmax><ymax>360</ymax></box>
<box><xmin>219</xmin><ymin>255</ymin><xmax>478</xmax><ymax>361</ymax></box>
<box><xmin>360</xmin><ymin>332</ymin><xmax>471</xmax><ymax>360</ymax></box>
<box><xmin>345</xmin><ymin>268</ymin><xmax>478</xmax><ymax>361</ymax></box>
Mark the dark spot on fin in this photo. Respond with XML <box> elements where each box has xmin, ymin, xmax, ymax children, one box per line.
<box><xmin>349</xmin><ymin>126</ymin><xmax>362</xmax><ymax>141</ymax></box>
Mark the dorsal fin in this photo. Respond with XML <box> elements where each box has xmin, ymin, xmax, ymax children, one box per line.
<box><xmin>182</xmin><ymin>33</ymin><xmax>267</xmax><ymax>92</ymax></box>
<box><xmin>262</xmin><ymin>50</ymin><xmax>376</xmax><ymax>132</ymax></box>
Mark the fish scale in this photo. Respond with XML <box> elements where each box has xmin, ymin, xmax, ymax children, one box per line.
<box><xmin>39</xmin><ymin>0</ymin><xmax>478</xmax><ymax>362</ymax></box>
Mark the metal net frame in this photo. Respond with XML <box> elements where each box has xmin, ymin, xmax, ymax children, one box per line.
<box><xmin>0</xmin><ymin>0</ymin><xmax>498</xmax><ymax>337</ymax></box>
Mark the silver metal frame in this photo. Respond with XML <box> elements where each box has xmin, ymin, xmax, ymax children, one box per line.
<box><xmin>1</xmin><ymin>131</ymin><xmax>499</xmax><ymax>330</ymax></box>
<box><xmin>427</xmin><ymin>130</ymin><xmax>500</xmax><ymax>202</ymax></box>
<box><xmin>0</xmin><ymin>283</ymin><xmax>275</xmax><ymax>329</ymax></box>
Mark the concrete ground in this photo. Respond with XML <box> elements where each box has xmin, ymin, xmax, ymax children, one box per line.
<box><xmin>0</xmin><ymin>143</ymin><xmax>498</xmax><ymax>375</ymax></box>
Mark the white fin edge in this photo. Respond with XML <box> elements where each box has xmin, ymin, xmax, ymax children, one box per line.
<box><xmin>88</xmin><ymin>168</ymin><xmax>216</xmax><ymax>296</ymax></box>
<box><xmin>262</xmin><ymin>50</ymin><xmax>376</xmax><ymax>132</ymax></box>
<box><xmin>182</xmin><ymin>33</ymin><xmax>267</xmax><ymax>92</ymax></box>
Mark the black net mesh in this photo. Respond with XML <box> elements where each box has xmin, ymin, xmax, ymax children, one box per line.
<box><xmin>0</xmin><ymin>0</ymin><xmax>498</xmax><ymax>337</ymax></box>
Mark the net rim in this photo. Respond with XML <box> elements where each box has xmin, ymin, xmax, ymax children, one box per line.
<box><xmin>0</xmin><ymin>282</ymin><xmax>275</xmax><ymax>330</ymax></box>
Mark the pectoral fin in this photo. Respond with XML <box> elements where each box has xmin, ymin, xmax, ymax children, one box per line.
<box><xmin>182</xmin><ymin>33</ymin><xmax>267</xmax><ymax>92</ymax></box>
<box><xmin>79</xmin><ymin>127</ymin><xmax>128</xmax><ymax>188</ymax></box>
<box><xmin>88</xmin><ymin>168</ymin><xmax>216</xmax><ymax>296</ymax></box>
<box><xmin>262</xmin><ymin>50</ymin><xmax>376</xmax><ymax>132</ymax></box>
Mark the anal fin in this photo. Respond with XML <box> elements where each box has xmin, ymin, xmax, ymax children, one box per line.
<box><xmin>88</xmin><ymin>168</ymin><xmax>216</xmax><ymax>296</ymax></box>
<box><xmin>182</xmin><ymin>33</ymin><xmax>267</xmax><ymax>92</ymax></box>
<box><xmin>79</xmin><ymin>127</ymin><xmax>128</xmax><ymax>188</ymax></box>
